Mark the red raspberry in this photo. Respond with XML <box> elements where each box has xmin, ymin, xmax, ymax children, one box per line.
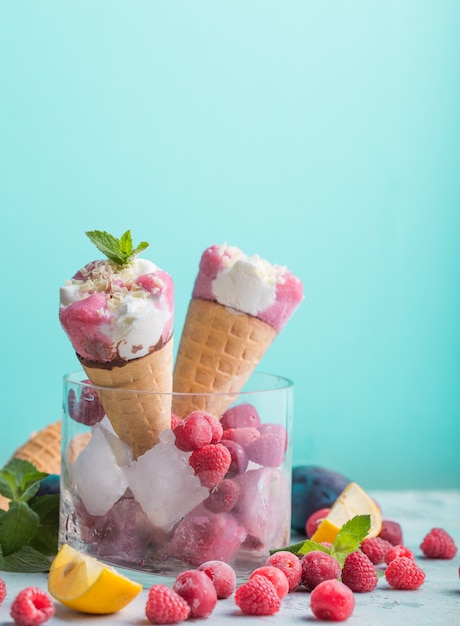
<box><xmin>198</xmin><ymin>560</ymin><xmax>236</xmax><ymax>599</ymax></box>
<box><xmin>221</xmin><ymin>403</ymin><xmax>261</xmax><ymax>429</ymax></box>
<box><xmin>250</xmin><ymin>565</ymin><xmax>289</xmax><ymax>599</ymax></box>
<box><xmin>173</xmin><ymin>570</ymin><xmax>217</xmax><ymax>618</ymax></box>
<box><xmin>420</xmin><ymin>527</ymin><xmax>458</xmax><ymax>559</ymax></box>
<box><xmin>203</xmin><ymin>478</ymin><xmax>239</xmax><ymax>513</ymax></box>
<box><xmin>10</xmin><ymin>587</ymin><xmax>55</xmax><ymax>626</ymax></box>
<box><xmin>189</xmin><ymin>443</ymin><xmax>232</xmax><ymax>488</ymax></box>
<box><xmin>221</xmin><ymin>427</ymin><xmax>260</xmax><ymax>449</ymax></box>
<box><xmin>341</xmin><ymin>551</ymin><xmax>378</xmax><ymax>592</ymax></box>
<box><xmin>385</xmin><ymin>544</ymin><xmax>414</xmax><ymax>564</ymax></box>
<box><xmin>145</xmin><ymin>584</ymin><xmax>190</xmax><ymax>624</ymax></box>
<box><xmin>306</xmin><ymin>507</ymin><xmax>331</xmax><ymax>538</ymax></box>
<box><xmin>173</xmin><ymin>411</ymin><xmax>213</xmax><ymax>451</ymax></box>
<box><xmin>266</xmin><ymin>550</ymin><xmax>302</xmax><ymax>592</ymax></box>
<box><xmin>379</xmin><ymin>519</ymin><xmax>404</xmax><ymax>545</ymax></box>
<box><xmin>361</xmin><ymin>537</ymin><xmax>393</xmax><ymax>565</ymax></box>
<box><xmin>0</xmin><ymin>578</ymin><xmax>6</xmax><ymax>603</ymax></box>
<box><xmin>170</xmin><ymin>413</ymin><xmax>181</xmax><ymax>430</ymax></box>
<box><xmin>235</xmin><ymin>575</ymin><xmax>281</xmax><ymax>616</ymax></box>
<box><xmin>246</xmin><ymin>432</ymin><xmax>285</xmax><ymax>467</ymax></box>
<box><xmin>68</xmin><ymin>385</ymin><xmax>105</xmax><ymax>426</ymax></box>
<box><xmin>385</xmin><ymin>556</ymin><xmax>425</xmax><ymax>590</ymax></box>
<box><xmin>201</xmin><ymin>412</ymin><xmax>223</xmax><ymax>443</ymax></box>
<box><xmin>220</xmin><ymin>439</ymin><xmax>249</xmax><ymax>477</ymax></box>
<box><xmin>310</xmin><ymin>579</ymin><xmax>355</xmax><ymax>621</ymax></box>
<box><xmin>300</xmin><ymin>550</ymin><xmax>340</xmax><ymax>591</ymax></box>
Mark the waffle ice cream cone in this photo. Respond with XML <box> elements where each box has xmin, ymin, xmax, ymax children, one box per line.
<box><xmin>172</xmin><ymin>299</ymin><xmax>277</xmax><ymax>417</ymax></box>
<box><xmin>80</xmin><ymin>339</ymin><xmax>173</xmax><ymax>459</ymax></box>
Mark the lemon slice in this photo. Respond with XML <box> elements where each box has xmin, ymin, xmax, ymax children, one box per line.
<box><xmin>311</xmin><ymin>482</ymin><xmax>382</xmax><ymax>544</ymax></box>
<box><xmin>48</xmin><ymin>544</ymin><xmax>142</xmax><ymax>614</ymax></box>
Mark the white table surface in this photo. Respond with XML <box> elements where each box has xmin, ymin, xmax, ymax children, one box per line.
<box><xmin>1</xmin><ymin>490</ymin><xmax>459</xmax><ymax>625</ymax></box>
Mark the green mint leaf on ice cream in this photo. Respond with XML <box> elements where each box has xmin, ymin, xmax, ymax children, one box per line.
<box><xmin>85</xmin><ymin>229</ymin><xmax>149</xmax><ymax>265</ymax></box>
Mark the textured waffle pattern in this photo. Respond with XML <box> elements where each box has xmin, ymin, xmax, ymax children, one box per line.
<box><xmin>13</xmin><ymin>421</ymin><xmax>62</xmax><ymax>475</ymax></box>
<box><xmin>172</xmin><ymin>298</ymin><xmax>277</xmax><ymax>417</ymax></box>
<box><xmin>81</xmin><ymin>340</ymin><xmax>173</xmax><ymax>459</ymax></box>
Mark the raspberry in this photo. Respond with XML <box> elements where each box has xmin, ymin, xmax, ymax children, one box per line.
<box><xmin>235</xmin><ymin>575</ymin><xmax>281</xmax><ymax>616</ymax></box>
<box><xmin>300</xmin><ymin>550</ymin><xmax>340</xmax><ymax>591</ymax></box>
<box><xmin>170</xmin><ymin>413</ymin><xmax>181</xmax><ymax>430</ymax></box>
<box><xmin>221</xmin><ymin>403</ymin><xmax>261</xmax><ymax>429</ymax></box>
<box><xmin>341</xmin><ymin>551</ymin><xmax>378</xmax><ymax>592</ymax></box>
<box><xmin>201</xmin><ymin>412</ymin><xmax>223</xmax><ymax>443</ymax></box>
<box><xmin>198</xmin><ymin>560</ymin><xmax>237</xmax><ymax>599</ymax></box>
<box><xmin>420</xmin><ymin>527</ymin><xmax>458</xmax><ymax>559</ymax></box>
<box><xmin>257</xmin><ymin>423</ymin><xmax>288</xmax><ymax>450</ymax></box>
<box><xmin>203</xmin><ymin>479</ymin><xmax>239</xmax><ymax>513</ymax></box>
<box><xmin>68</xmin><ymin>385</ymin><xmax>105</xmax><ymax>426</ymax></box>
<box><xmin>221</xmin><ymin>427</ymin><xmax>260</xmax><ymax>449</ymax></box>
<box><xmin>265</xmin><ymin>550</ymin><xmax>302</xmax><ymax>592</ymax></box>
<box><xmin>246</xmin><ymin>432</ymin><xmax>285</xmax><ymax>467</ymax></box>
<box><xmin>385</xmin><ymin>556</ymin><xmax>425</xmax><ymax>590</ymax></box>
<box><xmin>220</xmin><ymin>439</ymin><xmax>248</xmax><ymax>477</ymax></box>
<box><xmin>306</xmin><ymin>508</ymin><xmax>331</xmax><ymax>538</ymax></box>
<box><xmin>173</xmin><ymin>570</ymin><xmax>217</xmax><ymax>618</ymax></box>
<box><xmin>0</xmin><ymin>578</ymin><xmax>6</xmax><ymax>603</ymax></box>
<box><xmin>379</xmin><ymin>519</ymin><xmax>404</xmax><ymax>545</ymax></box>
<box><xmin>250</xmin><ymin>565</ymin><xmax>289</xmax><ymax>599</ymax></box>
<box><xmin>310</xmin><ymin>579</ymin><xmax>355</xmax><ymax>622</ymax></box>
<box><xmin>173</xmin><ymin>412</ymin><xmax>213</xmax><ymax>451</ymax></box>
<box><xmin>361</xmin><ymin>537</ymin><xmax>393</xmax><ymax>565</ymax></box>
<box><xmin>145</xmin><ymin>585</ymin><xmax>190</xmax><ymax>624</ymax></box>
<box><xmin>385</xmin><ymin>544</ymin><xmax>414</xmax><ymax>564</ymax></box>
<box><xmin>189</xmin><ymin>443</ymin><xmax>232</xmax><ymax>488</ymax></box>
<box><xmin>10</xmin><ymin>587</ymin><xmax>55</xmax><ymax>626</ymax></box>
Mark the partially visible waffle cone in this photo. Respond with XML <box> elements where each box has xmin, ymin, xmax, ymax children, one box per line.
<box><xmin>172</xmin><ymin>298</ymin><xmax>277</xmax><ymax>418</ymax></box>
<box><xmin>80</xmin><ymin>339</ymin><xmax>173</xmax><ymax>459</ymax></box>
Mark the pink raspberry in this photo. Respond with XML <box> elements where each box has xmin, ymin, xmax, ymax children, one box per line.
<box><xmin>173</xmin><ymin>570</ymin><xmax>217</xmax><ymax>618</ymax></box>
<box><xmin>145</xmin><ymin>585</ymin><xmax>190</xmax><ymax>624</ymax></box>
<box><xmin>10</xmin><ymin>587</ymin><xmax>55</xmax><ymax>626</ymax></box>
<box><xmin>0</xmin><ymin>578</ymin><xmax>6</xmax><ymax>603</ymax></box>
<box><xmin>221</xmin><ymin>427</ymin><xmax>260</xmax><ymax>449</ymax></box>
<box><xmin>385</xmin><ymin>544</ymin><xmax>415</xmax><ymax>564</ymax></box>
<box><xmin>361</xmin><ymin>537</ymin><xmax>393</xmax><ymax>565</ymax></box>
<box><xmin>310</xmin><ymin>579</ymin><xmax>355</xmax><ymax>621</ymax></box>
<box><xmin>170</xmin><ymin>413</ymin><xmax>181</xmax><ymax>430</ymax></box>
<box><xmin>250</xmin><ymin>565</ymin><xmax>289</xmax><ymax>599</ymax></box>
<box><xmin>203</xmin><ymin>479</ymin><xmax>239</xmax><ymax>513</ymax></box>
<box><xmin>235</xmin><ymin>575</ymin><xmax>281</xmax><ymax>616</ymax></box>
<box><xmin>189</xmin><ymin>443</ymin><xmax>231</xmax><ymax>488</ymax></box>
<box><xmin>420</xmin><ymin>527</ymin><xmax>458</xmax><ymax>559</ymax></box>
<box><xmin>201</xmin><ymin>412</ymin><xmax>223</xmax><ymax>443</ymax></box>
<box><xmin>300</xmin><ymin>550</ymin><xmax>340</xmax><ymax>591</ymax></box>
<box><xmin>341</xmin><ymin>551</ymin><xmax>378</xmax><ymax>592</ymax></box>
<box><xmin>266</xmin><ymin>550</ymin><xmax>302</xmax><ymax>592</ymax></box>
<box><xmin>257</xmin><ymin>423</ymin><xmax>288</xmax><ymax>450</ymax></box>
<box><xmin>306</xmin><ymin>507</ymin><xmax>331</xmax><ymax>538</ymax></box>
<box><xmin>221</xmin><ymin>403</ymin><xmax>261</xmax><ymax>429</ymax></box>
<box><xmin>173</xmin><ymin>412</ymin><xmax>213</xmax><ymax>451</ymax></box>
<box><xmin>246</xmin><ymin>432</ymin><xmax>285</xmax><ymax>467</ymax></box>
<box><xmin>219</xmin><ymin>439</ymin><xmax>248</xmax><ymax>477</ymax></box>
<box><xmin>68</xmin><ymin>385</ymin><xmax>104</xmax><ymax>426</ymax></box>
<box><xmin>379</xmin><ymin>519</ymin><xmax>404</xmax><ymax>545</ymax></box>
<box><xmin>385</xmin><ymin>556</ymin><xmax>425</xmax><ymax>590</ymax></box>
<box><xmin>198</xmin><ymin>560</ymin><xmax>237</xmax><ymax>599</ymax></box>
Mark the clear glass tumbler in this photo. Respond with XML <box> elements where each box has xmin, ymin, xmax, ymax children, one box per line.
<box><xmin>60</xmin><ymin>371</ymin><xmax>293</xmax><ymax>584</ymax></box>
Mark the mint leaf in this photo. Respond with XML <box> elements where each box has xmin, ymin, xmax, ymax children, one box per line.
<box><xmin>330</xmin><ymin>515</ymin><xmax>371</xmax><ymax>565</ymax></box>
<box><xmin>0</xmin><ymin>459</ymin><xmax>46</xmax><ymax>502</ymax></box>
<box><xmin>0</xmin><ymin>545</ymin><xmax>51</xmax><ymax>573</ymax></box>
<box><xmin>270</xmin><ymin>538</ymin><xmax>330</xmax><ymax>557</ymax></box>
<box><xmin>28</xmin><ymin>494</ymin><xmax>60</xmax><ymax>556</ymax></box>
<box><xmin>85</xmin><ymin>229</ymin><xmax>149</xmax><ymax>266</ymax></box>
<box><xmin>0</xmin><ymin>501</ymin><xmax>40</xmax><ymax>556</ymax></box>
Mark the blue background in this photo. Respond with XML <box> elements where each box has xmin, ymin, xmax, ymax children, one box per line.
<box><xmin>1</xmin><ymin>1</ymin><xmax>459</xmax><ymax>489</ymax></box>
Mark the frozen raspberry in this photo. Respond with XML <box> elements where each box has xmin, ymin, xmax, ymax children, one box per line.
<box><xmin>145</xmin><ymin>584</ymin><xmax>190</xmax><ymax>624</ymax></box>
<box><xmin>306</xmin><ymin>507</ymin><xmax>331</xmax><ymax>538</ymax></box>
<box><xmin>173</xmin><ymin>411</ymin><xmax>213</xmax><ymax>451</ymax></box>
<box><xmin>173</xmin><ymin>569</ymin><xmax>217</xmax><ymax>618</ymax></box>
<box><xmin>266</xmin><ymin>550</ymin><xmax>302</xmax><ymax>592</ymax></box>
<box><xmin>379</xmin><ymin>519</ymin><xmax>404</xmax><ymax>545</ymax></box>
<box><xmin>10</xmin><ymin>587</ymin><xmax>55</xmax><ymax>626</ymax></box>
<box><xmin>221</xmin><ymin>403</ymin><xmax>261</xmax><ymax>429</ymax></box>
<box><xmin>385</xmin><ymin>544</ymin><xmax>415</xmax><ymax>564</ymax></box>
<box><xmin>0</xmin><ymin>578</ymin><xmax>6</xmax><ymax>603</ymax></box>
<box><xmin>341</xmin><ymin>551</ymin><xmax>378</xmax><ymax>592</ymax></box>
<box><xmin>300</xmin><ymin>550</ymin><xmax>340</xmax><ymax>591</ymax></box>
<box><xmin>203</xmin><ymin>479</ymin><xmax>239</xmax><ymax>513</ymax></box>
<box><xmin>246</xmin><ymin>432</ymin><xmax>285</xmax><ymax>467</ymax></box>
<box><xmin>257</xmin><ymin>423</ymin><xmax>288</xmax><ymax>451</ymax></box>
<box><xmin>420</xmin><ymin>527</ymin><xmax>458</xmax><ymax>559</ymax></box>
<box><xmin>221</xmin><ymin>427</ymin><xmax>260</xmax><ymax>449</ymax></box>
<box><xmin>385</xmin><ymin>556</ymin><xmax>425</xmax><ymax>590</ymax></box>
<box><xmin>220</xmin><ymin>439</ymin><xmax>248</xmax><ymax>477</ymax></box>
<box><xmin>68</xmin><ymin>385</ymin><xmax>105</xmax><ymax>426</ymax></box>
<box><xmin>250</xmin><ymin>565</ymin><xmax>289</xmax><ymax>599</ymax></box>
<box><xmin>201</xmin><ymin>412</ymin><xmax>223</xmax><ymax>443</ymax></box>
<box><xmin>170</xmin><ymin>413</ymin><xmax>181</xmax><ymax>430</ymax></box>
<box><xmin>189</xmin><ymin>443</ymin><xmax>232</xmax><ymax>488</ymax></box>
<box><xmin>198</xmin><ymin>560</ymin><xmax>237</xmax><ymax>599</ymax></box>
<box><xmin>235</xmin><ymin>575</ymin><xmax>281</xmax><ymax>616</ymax></box>
<box><xmin>361</xmin><ymin>537</ymin><xmax>393</xmax><ymax>565</ymax></box>
<box><xmin>310</xmin><ymin>579</ymin><xmax>355</xmax><ymax>622</ymax></box>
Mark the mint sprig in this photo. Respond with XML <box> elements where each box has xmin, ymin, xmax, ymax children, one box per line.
<box><xmin>0</xmin><ymin>459</ymin><xmax>59</xmax><ymax>572</ymax></box>
<box><xmin>85</xmin><ymin>230</ymin><xmax>149</xmax><ymax>266</ymax></box>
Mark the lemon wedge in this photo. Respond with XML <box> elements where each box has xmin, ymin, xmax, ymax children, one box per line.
<box><xmin>311</xmin><ymin>482</ymin><xmax>382</xmax><ymax>544</ymax></box>
<box><xmin>48</xmin><ymin>544</ymin><xmax>142</xmax><ymax>614</ymax></box>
